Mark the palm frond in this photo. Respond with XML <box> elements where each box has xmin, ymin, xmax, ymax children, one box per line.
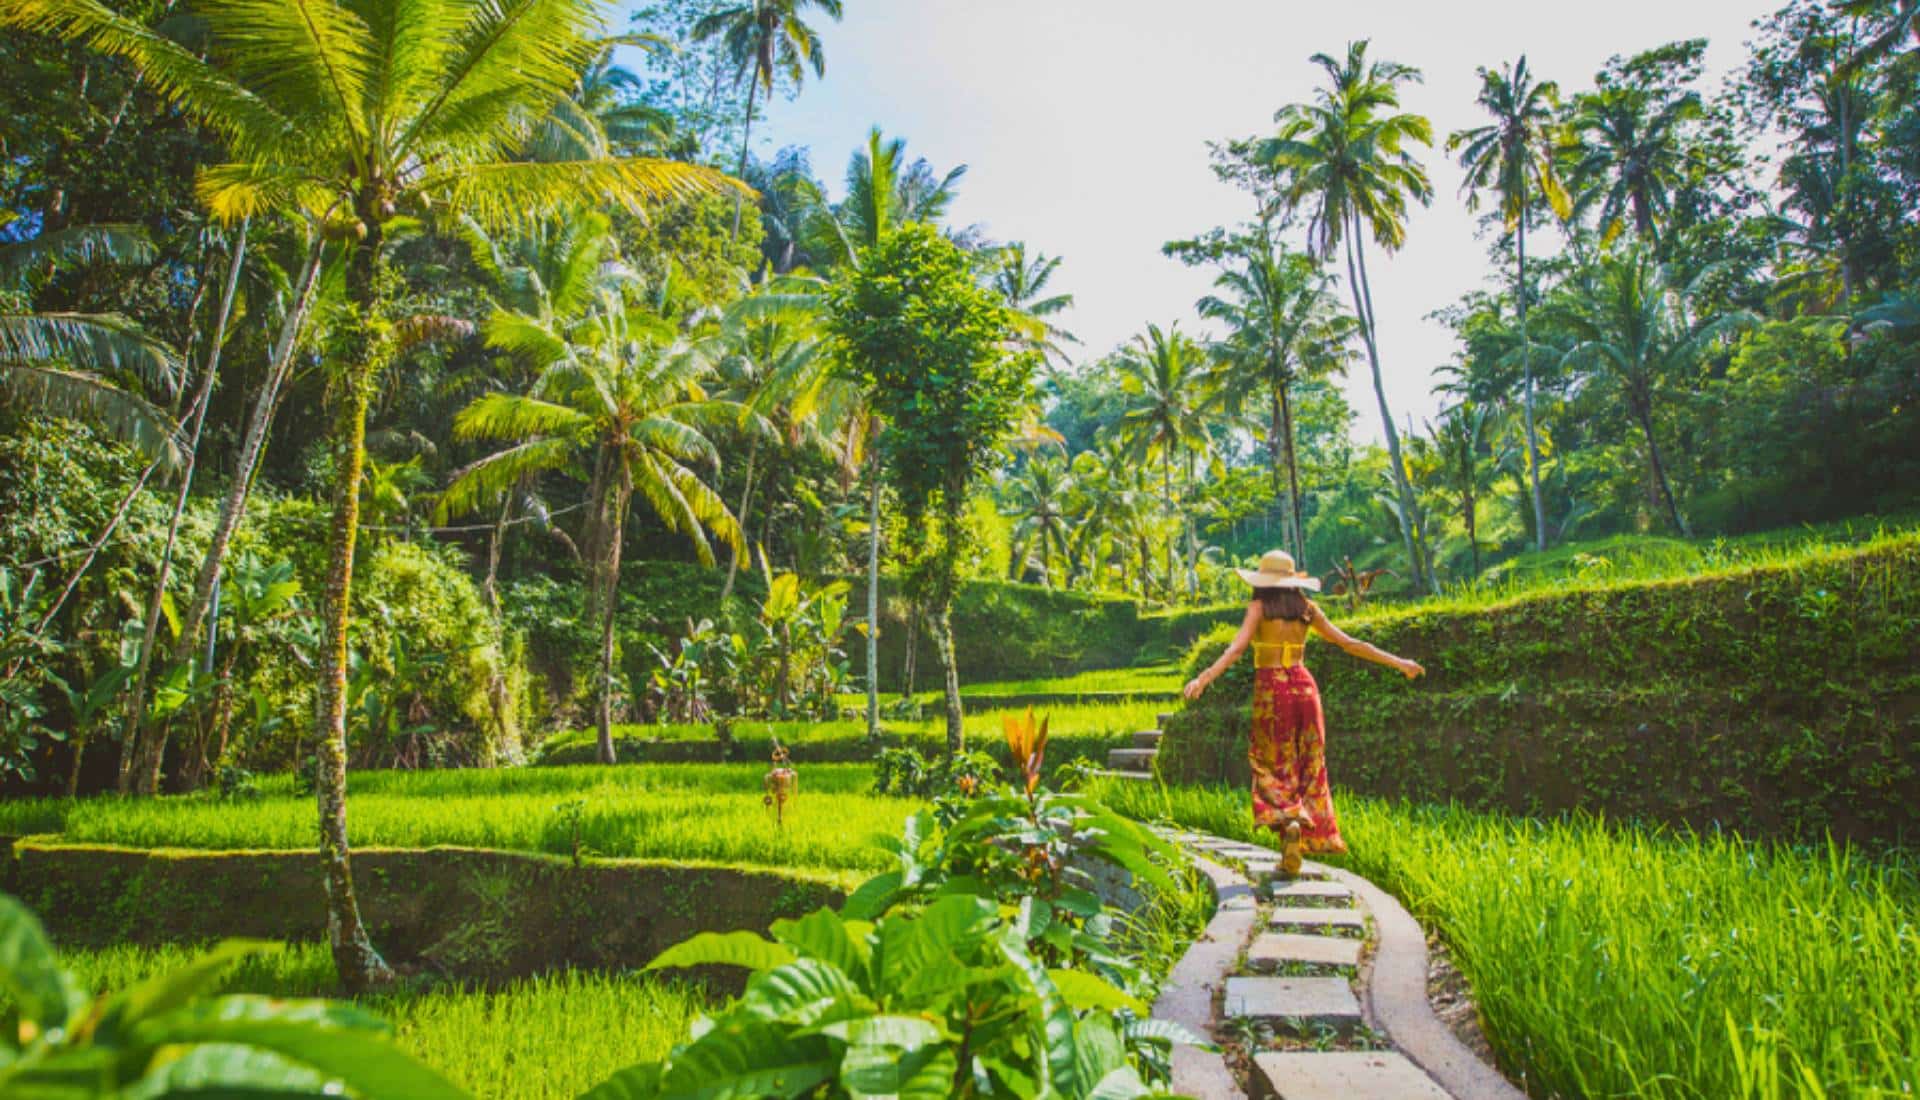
<box><xmin>450</xmin><ymin>391</ymin><xmax>590</xmax><ymax>442</ymax></box>
<box><xmin>0</xmin><ymin>363</ymin><xmax>182</xmax><ymax>467</ymax></box>
<box><xmin>419</xmin><ymin>158</ymin><xmax>745</xmax><ymax>228</ymax></box>
<box><xmin>0</xmin><ymin>311</ymin><xmax>182</xmax><ymax>393</ymax></box>
<box><xmin>436</xmin><ymin>436</ymin><xmax>574</xmax><ymax>521</ymax></box>
<box><xmin>0</xmin><ymin>224</ymin><xmax>154</xmax><ymax>284</ymax></box>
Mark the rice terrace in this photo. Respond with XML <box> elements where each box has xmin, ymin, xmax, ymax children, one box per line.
<box><xmin>0</xmin><ymin>0</ymin><xmax>1915</xmax><ymax>1096</ymax></box>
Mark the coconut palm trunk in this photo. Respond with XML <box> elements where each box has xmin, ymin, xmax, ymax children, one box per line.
<box><xmin>313</xmin><ymin>225</ymin><xmax>395</xmax><ymax>992</ymax></box>
<box><xmin>122</xmin><ymin>218</ymin><xmax>249</xmax><ymax>794</ymax></box>
<box><xmin>1516</xmin><ymin>206</ymin><xmax>1548</xmax><ymax>552</ymax></box>
<box><xmin>1278</xmin><ymin>383</ymin><xmax>1306</xmax><ymax>559</ymax></box>
<box><xmin>863</xmin><ymin>445</ymin><xmax>881</xmax><ymax>741</ymax></box>
<box><xmin>172</xmin><ymin>237</ymin><xmax>326</xmax><ymax>688</ymax></box>
<box><xmin>1342</xmin><ymin>215</ymin><xmax>1426</xmax><ymax>593</ymax></box>
<box><xmin>719</xmin><ymin>436</ymin><xmax>759</xmax><ymax>603</ymax></box>
<box><xmin>1632</xmin><ymin>397</ymin><xmax>1689</xmax><ymax>537</ymax></box>
<box><xmin>729</xmin><ymin>77</ymin><xmax>761</xmax><ymax>242</ymax></box>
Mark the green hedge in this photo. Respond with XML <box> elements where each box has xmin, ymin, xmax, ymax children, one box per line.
<box><xmin>1155</xmin><ymin>534</ymin><xmax>1920</xmax><ymax>845</ymax></box>
<box><xmin>859</xmin><ymin>582</ymin><xmax>1229</xmax><ymax>689</ymax></box>
<box><xmin>10</xmin><ymin>842</ymin><xmax>843</xmax><ymax>981</ymax></box>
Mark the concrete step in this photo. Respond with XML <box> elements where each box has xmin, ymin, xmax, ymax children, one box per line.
<box><xmin>1086</xmin><ymin>768</ymin><xmax>1151</xmax><ymax>782</ymax></box>
<box><xmin>1105</xmin><ymin>746</ymin><xmax>1157</xmax><ymax>772</ymax></box>
<box><xmin>1267</xmin><ymin>879</ymin><xmax>1355</xmax><ymax>904</ymax></box>
<box><xmin>1156</xmin><ymin>711</ymin><xmax>1175</xmax><ymax>726</ymax></box>
<box><xmin>1222</xmin><ymin>976</ymin><xmax>1361</xmax><ymax>1031</ymax></box>
<box><xmin>1269</xmin><ymin>906</ymin><xmax>1366</xmax><ymax>934</ymax></box>
<box><xmin>1131</xmin><ymin>729</ymin><xmax>1163</xmax><ymax>749</ymax></box>
<box><xmin>1252</xmin><ymin>1051</ymin><xmax>1451</xmax><ymax>1100</ymax></box>
<box><xmin>1245</xmin><ymin>931</ymin><xmax>1363</xmax><ymax>971</ymax></box>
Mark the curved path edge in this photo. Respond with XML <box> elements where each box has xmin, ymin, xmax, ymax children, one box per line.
<box><xmin>1316</xmin><ymin>864</ymin><xmax>1527</xmax><ymax>1100</ymax></box>
<box><xmin>1150</xmin><ymin>850</ymin><xmax>1256</xmax><ymax>1098</ymax></box>
<box><xmin>1147</xmin><ymin>826</ymin><xmax>1524</xmax><ymax>1100</ymax></box>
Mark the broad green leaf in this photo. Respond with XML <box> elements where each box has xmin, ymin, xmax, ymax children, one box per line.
<box><xmin>95</xmin><ymin>940</ymin><xmax>275</xmax><ymax>1040</ymax></box>
<box><xmin>1068</xmin><ymin>1013</ymin><xmax>1129</xmax><ymax>1092</ymax></box>
<box><xmin>1086</xmin><ymin>1063</ymin><xmax>1156</xmax><ymax>1100</ymax></box>
<box><xmin>1046</xmin><ymin>970</ymin><xmax>1148</xmax><ymax>1017</ymax></box>
<box><xmin>1124</xmin><ymin>1017</ymin><xmax>1215</xmax><ymax>1051</ymax></box>
<box><xmin>814</xmin><ymin>1014</ymin><xmax>946</xmax><ymax>1049</ymax></box>
<box><xmin>841</xmin><ymin>871</ymin><xmax>903</xmax><ymax>922</ymax></box>
<box><xmin>739</xmin><ymin>959</ymin><xmax>870</xmax><ymax>1027</ymax></box>
<box><xmin>769</xmin><ymin>908</ymin><xmax>868</xmax><ymax>984</ymax></box>
<box><xmin>647</xmin><ymin>931</ymin><xmax>795</xmax><ymax>974</ymax></box>
<box><xmin>577</xmin><ymin>1063</ymin><xmax>665</xmax><ymax>1100</ymax></box>
<box><xmin>840</xmin><ymin>1036</ymin><xmax>957</xmax><ymax>1100</ymax></box>
<box><xmin>656</xmin><ymin>1016</ymin><xmax>835</xmax><ymax>1099</ymax></box>
<box><xmin>876</xmin><ymin>896</ymin><xmax>997</xmax><ymax>1000</ymax></box>
<box><xmin>0</xmin><ymin>894</ymin><xmax>85</xmax><ymax>1040</ymax></box>
<box><xmin>120</xmin><ymin>1041</ymin><xmax>334</xmax><ymax>1098</ymax></box>
<box><xmin>128</xmin><ymin>1013</ymin><xmax>466</xmax><ymax>1100</ymax></box>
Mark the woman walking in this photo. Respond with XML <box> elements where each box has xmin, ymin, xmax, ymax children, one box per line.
<box><xmin>1183</xmin><ymin>550</ymin><xmax>1424</xmax><ymax>874</ymax></box>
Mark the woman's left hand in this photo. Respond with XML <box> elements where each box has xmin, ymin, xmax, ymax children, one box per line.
<box><xmin>1183</xmin><ymin>676</ymin><xmax>1208</xmax><ymax>701</ymax></box>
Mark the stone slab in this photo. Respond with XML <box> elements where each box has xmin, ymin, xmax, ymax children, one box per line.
<box><xmin>1246</xmin><ymin>931</ymin><xmax>1363</xmax><ymax>970</ymax></box>
<box><xmin>1267</xmin><ymin>880</ymin><xmax>1353</xmax><ymax>902</ymax></box>
<box><xmin>1252</xmin><ymin>1051</ymin><xmax>1451</xmax><ymax>1100</ymax></box>
<box><xmin>1106</xmin><ymin>747</ymin><xmax>1157</xmax><ymax>770</ymax></box>
<box><xmin>1222</xmin><ymin>976</ymin><xmax>1360</xmax><ymax>1027</ymax></box>
<box><xmin>1244</xmin><ymin>859</ymin><xmax>1280</xmax><ymax>879</ymax></box>
<box><xmin>1132</xmin><ymin>729</ymin><xmax>1164</xmax><ymax>749</ymax></box>
<box><xmin>1269</xmin><ymin>906</ymin><xmax>1365</xmax><ymax>932</ymax></box>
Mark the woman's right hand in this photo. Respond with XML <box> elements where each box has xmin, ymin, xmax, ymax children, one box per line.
<box><xmin>1183</xmin><ymin>676</ymin><xmax>1208</xmax><ymax>701</ymax></box>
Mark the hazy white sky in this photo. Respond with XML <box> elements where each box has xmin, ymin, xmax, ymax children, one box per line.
<box><xmin>750</xmin><ymin>0</ymin><xmax>1778</xmax><ymax>443</ymax></box>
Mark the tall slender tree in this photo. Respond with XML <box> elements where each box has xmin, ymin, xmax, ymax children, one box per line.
<box><xmin>4</xmin><ymin>0</ymin><xmax>735</xmax><ymax>990</ymax></box>
<box><xmin>440</xmin><ymin>276</ymin><xmax>744</xmax><ymax>767</ymax></box>
<box><xmin>1450</xmin><ymin>56</ymin><xmax>1571</xmax><ymax>554</ymax></box>
<box><xmin>693</xmin><ymin>0</ymin><xmax>844</xmax><ymax>239</ymax></box>
<box><xmin>1114</xmin><ymin>323</ymin><xmax>1219</xmax><ymax>601</ymax></box>
<box><xmin>1261</xmin><ymin>41</ymin><xmax>1436</xmax><ymax>592</ymax></box>
<box><xmin>1195</xmin><ymin>233</ymin><xmax>1352</xmax><ymax>559</ymax></box>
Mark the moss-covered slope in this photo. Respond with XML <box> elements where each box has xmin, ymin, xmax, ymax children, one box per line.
<box><xmin>1157</xmin><ymin>534</ymin><xmax>1920</xmax><ymax>844</ymax></box>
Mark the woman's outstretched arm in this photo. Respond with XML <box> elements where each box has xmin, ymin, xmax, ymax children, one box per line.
<box><xmin>1183</xmin><ymin>602</ymin><xmax>1262</xmax><ymax>700</ymax></box>
<box><xmin>1308</xmin><ymin>601</ymin><xmax>1424</xmax><ymax>679</ymax></box>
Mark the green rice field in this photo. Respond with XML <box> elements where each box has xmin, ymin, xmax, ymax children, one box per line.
<box><xmin>43</xmin><ymin>940</ymin><xmax>705</xmax><ymax>1100</ymax></box>
<box><xmin>536</xmin><ymin>698</ymin><xmax>1168</xmax><ymax>761</ymax></box>
<box><xmin>7</xmin><ymin>763</ymin><xmax>914</xmax><ymax>876</ymax></box>
<box><xmin>1092</xmin><ymin>778</ymin><xmax>1920</xmax><ymax>1100</ymax></box>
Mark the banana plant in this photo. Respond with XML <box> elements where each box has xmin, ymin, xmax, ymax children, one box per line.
<box><xmin>593</xmin><ymin>895</ymin><xmax>1183</xmax><ymax>1099</ymax></box>
<box><xmin>0</xmin><ymin>892</ymin><xmax>469</xmax><ymax>1098</ymax></box>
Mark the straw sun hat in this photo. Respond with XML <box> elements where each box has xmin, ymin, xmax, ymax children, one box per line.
<box><xmin>1235</xmin><ymin>549</ymin><xmax>1322</xmax><ymax>591</ymax></box>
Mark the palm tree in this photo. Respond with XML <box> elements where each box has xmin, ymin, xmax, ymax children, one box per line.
<box><xmin>1261</xmin><ymin>41</ymin><xmax>1436</xmax><ymax>593</ymax></box>
<box><xmin>1114</xmin><ymin>322</ymin><xmax>1219</xmax><ymax>602</ymax></box>
<box><xmin>693</xmin><ymin>0</ymin><xmax>845</xmax><ymax>239</ymax></box>
<box><xmin>1003</xmin><ymin>454</ymin><xmax>1073</xmax><ymax>587</ymax></box>
<box><xmin>1565</xmin><ymin>85</ymin><xmax>1704</xmax><ymax>246</ymax></box>
<box><xmin>0</xmin><ymin>225</ymin><xmax>182</xmax><ymax>464</ymax></box>
<box><xmin>1429</xmin><ymin>401</ymin><xmax>1498</xmax><ymax>576</ymax></box>
<box><xmin>990</xmin><ymin>243</ymin><xmax>1078</xmax><ymax>366</ymax></box>
<box><xmin>1196</xmin><ymin>233</ymin><xmax>1352</xmax><ymax>559</ymax></box>
<box><xmin>1449</xmin><ymin>56</ymin><xmax>1570</xmax><ymax>554</ymax></box>
<box><xmin>440</xmin><ymin>281</ymin><xmax>743</xmax><ymax>768</ymax></box>
<box><xmin>799</xmin><ymin>128</ymin><xmax>963</xmax><ymax>740</ymax></box>
<box><xmin>4</xmin><ymin>0</ymin><xmax>736</xmax><ymax>991</ymax></box>
<box><xmin>1553</xmin><ymin>248</ymin><xmax>1753</xmax><ymax>537</ymax></box>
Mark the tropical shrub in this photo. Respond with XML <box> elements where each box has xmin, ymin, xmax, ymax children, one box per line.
<box><xmin>591</xmin><ymin>712</ymin><xmax>1204</xmax><ymax>1098</ymax></box>
<box><xmin>1157</xmin><ymin>532</ymin><xmax>1920</xmax><ymax>843</ymax></box>
<box><xmin>0</xmin><ymin>892</ymin><xmax>464</xmax><ymax>1098</ymax></box>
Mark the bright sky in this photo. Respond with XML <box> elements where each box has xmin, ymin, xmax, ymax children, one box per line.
<box><xmin>748</xmin><ymin>0</ymin><xmax>1778</xmax><ymax>444</ymax></box>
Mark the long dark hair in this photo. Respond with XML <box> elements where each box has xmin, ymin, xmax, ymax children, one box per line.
<box><xmin>1256</xmin><ymin>587</ymin><xmax>1312</xmax><ymax>623</ymax></box>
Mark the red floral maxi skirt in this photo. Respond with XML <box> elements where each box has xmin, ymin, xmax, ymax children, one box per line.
<box><xmin>1249</xmin><ymin>665</ymin><xmax>1347</xmax><ymax>854</ymax></box>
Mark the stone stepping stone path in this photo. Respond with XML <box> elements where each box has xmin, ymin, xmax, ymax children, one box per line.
<box><xmin>1144</xmin><ymin>825</ymin><xmax>1526</xmax><ymax>1100</ymax></box>
<box><xmin>1104</xmin><ymin>713</ymin><xmax>1176</xmax><ymax>776</ymax></box>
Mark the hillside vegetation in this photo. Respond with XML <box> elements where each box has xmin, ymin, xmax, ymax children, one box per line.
<box><xmin>1160</xmin><ymin>530</ymin><xmax>1920</xmax><ymax>843</ymax></box>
